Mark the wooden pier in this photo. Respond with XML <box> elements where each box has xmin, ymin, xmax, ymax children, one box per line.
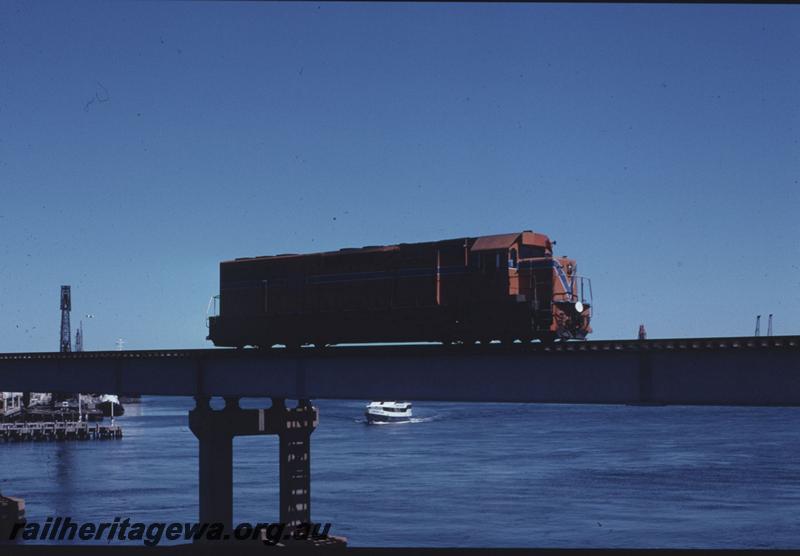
<box><xmin>0</xmin><ymin>421</ymin><xmax>122</xmax><ymax>442</ymax></box>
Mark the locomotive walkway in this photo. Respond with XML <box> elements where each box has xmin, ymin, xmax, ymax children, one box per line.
<box><xmin>1</xmin><ymin>335</ymin><xmax>799</xmax><ymax>548</ymax></box>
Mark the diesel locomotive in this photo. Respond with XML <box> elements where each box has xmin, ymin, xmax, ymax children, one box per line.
<box><xmin>207</xmin><ymin>231</ymin><xmax>592</xmax><ymax>347</ymax></box>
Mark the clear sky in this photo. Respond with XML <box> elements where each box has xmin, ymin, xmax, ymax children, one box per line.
<box><xmin>1</xmin><ymin>2</ymin><xmax>798</xmax><ymax>352</ymax></box>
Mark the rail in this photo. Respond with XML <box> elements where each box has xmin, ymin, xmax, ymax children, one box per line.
<box><xmin>0</xmin><ymin>334</ymin><xmax>796</xmax><ymax>361</ymax></box>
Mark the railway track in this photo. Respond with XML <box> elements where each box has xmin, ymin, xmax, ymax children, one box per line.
<box><xmin>0</xmin><ymin>335</ymin><xmax>797</xmax><ymax>361</ymax></box>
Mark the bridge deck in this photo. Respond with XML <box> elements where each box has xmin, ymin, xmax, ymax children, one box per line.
<box><xmin>0</xmin><ymin>336</ymin><xmax>798</xmax><ymax>405</ymax></box>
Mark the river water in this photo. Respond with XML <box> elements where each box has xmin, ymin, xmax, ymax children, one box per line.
<box><xmin>1</xmin><ymin>397</ymin><xmax>799</xmax><ymax>547</ymax></box>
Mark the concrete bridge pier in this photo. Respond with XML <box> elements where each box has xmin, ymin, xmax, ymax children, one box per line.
<box><xmin>188</xmin><ymin>395</ymin><xmax>319</xmax><ymax>540</ymax></box>
<box><xmin>188</xmin><ymin>395</ymin><xmax>235</xmax><ymax>531</ymax></box>
<box><xmin>277</xmin><ymin>398</ymin><xmax>314</xmax><ymax>528</ymax></box>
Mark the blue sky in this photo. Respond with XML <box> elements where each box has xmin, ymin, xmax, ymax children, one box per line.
<box><xmin>1</xmin><ymin>2</ymin><xmax>798</xmax><ymax>351</ymax></box>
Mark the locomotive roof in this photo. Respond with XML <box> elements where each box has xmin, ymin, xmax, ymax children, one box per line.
<box><xmin>232</xmin><ymin>244</ymin><xmax>398</xmax><ymax>262</ymax></box>
<box><xmin>228</xmin><ymin>231</ymin><xmax>549</xmax><ymax>263</ymax></box>
<box><xmin>471</xmin><ymin>232</ymin><xmax>523</xmax><ymax>251</ymax></box>
<box><xmin>471</xmin><ymin>231</ymin><xmax>551</xmax><ymax>251</ymax></box>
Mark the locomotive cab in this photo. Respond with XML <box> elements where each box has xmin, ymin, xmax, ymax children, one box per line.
<box><xmin>511</xmin><ymin>233</ymin><xmax>592</xmax><ymax>340</ymax></box>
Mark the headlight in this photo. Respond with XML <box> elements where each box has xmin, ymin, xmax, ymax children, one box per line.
<box><xmin>575</xmin><ymin>301</ymin><xmax>584</xmax><ymax>313</ymax></box>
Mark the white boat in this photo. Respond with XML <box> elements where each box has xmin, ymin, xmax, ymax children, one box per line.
<box><xmin>365</xmin><ymin>401</ymin><xmax>412</xmax><ymax>424</ymax></box>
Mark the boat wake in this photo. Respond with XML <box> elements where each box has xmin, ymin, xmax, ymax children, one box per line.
<box><xmin>355</xmin><ymin>416</ymin><xmax>436</xmax><ymax>425</ymax></box>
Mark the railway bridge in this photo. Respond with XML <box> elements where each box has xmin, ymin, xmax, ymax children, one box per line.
<box><xmin>1</xmin><ymin>335</ymin><xmax>799</xmax><ymax>545</ymax></box>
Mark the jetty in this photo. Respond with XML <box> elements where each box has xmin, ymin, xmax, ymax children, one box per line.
<box><xmin>0</xmin><ymin>421</ymin><xmax>122</xmax><ymax>442</ymax></box>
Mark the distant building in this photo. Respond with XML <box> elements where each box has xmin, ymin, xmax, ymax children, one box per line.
<box><xmin>0</xmin><ymin>392</ymin><xmax>23</xmax><ymax>419</ymax></box>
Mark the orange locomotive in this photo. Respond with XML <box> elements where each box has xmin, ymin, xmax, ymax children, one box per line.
<box><xmin>207</xmin><ymin>231</ymin><xmax>592</xmax><ymax>347</ymax></box>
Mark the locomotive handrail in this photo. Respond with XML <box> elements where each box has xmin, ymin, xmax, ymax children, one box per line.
<box><xmin>205</xmin><ymin>295</ymin><xmax>220</xmax><ymax>328</ymax></box>
<box><xmin>578</xmin><ymin>276</ymin><xmax>594</xmax><ymax>314</ymax></box>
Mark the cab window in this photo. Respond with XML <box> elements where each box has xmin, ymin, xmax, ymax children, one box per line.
<box><xmin>508</xmin><ymin>248</ymin><xmax>518</xmax><ymax>269</ymax></box>
<box><xmin>520</xmin><ymin>245</ymin><xmax>545</xmax><ymax>259</ymax></box>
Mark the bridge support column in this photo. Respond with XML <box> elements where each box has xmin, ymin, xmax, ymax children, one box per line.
<box><xmin>188</xmin><ymin>395</ymin><xmax>321</xmax><ymax>542</ymax></box>
<box><xmin>189</xmin><ymin>396</ymin><xmax>235</xmax><ymax>531</ymax></box>
<box><xmin>277</xmin><ymin>399</ymin><xmax>315</xmax><ymax>528</ymax></box>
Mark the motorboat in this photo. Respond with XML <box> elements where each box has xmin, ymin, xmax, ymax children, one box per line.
<box><xmin>364</xmin><ymin>401</ymin><xmax>412</xmax><ymax>424</ymax></box>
